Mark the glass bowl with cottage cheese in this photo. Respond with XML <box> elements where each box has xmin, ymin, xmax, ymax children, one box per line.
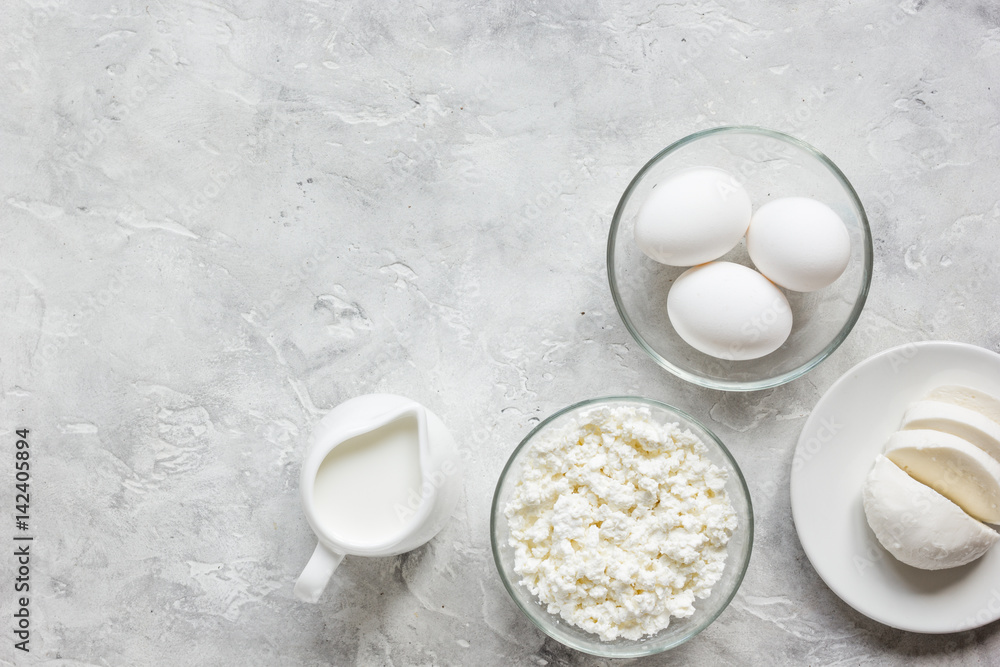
<box><xmin>490</xmin><ymin>397</ymin><xmax>753</xmax><ymax>658</ymax></box>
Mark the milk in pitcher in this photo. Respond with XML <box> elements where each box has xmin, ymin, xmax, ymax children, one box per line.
<box><xmin>311</xmin><ymin>413</ymin><xmax>423</xmax><ymax>545</ymax></box>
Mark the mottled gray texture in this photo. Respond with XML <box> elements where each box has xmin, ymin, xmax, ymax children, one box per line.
<box><xmin>2</xmin><ymin>0</ymin><xmax>1000</xmax><ymax>665</ymax></box>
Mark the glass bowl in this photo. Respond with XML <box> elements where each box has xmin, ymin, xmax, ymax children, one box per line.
<box><xmin>607</xmin><ymin>126</ymin><xmax>873</xmax><ymax>391</ymax></box>
<box><xmin>490</xmin><ymin>397</ymin><xmax>753</xmax><ymax>658</ymax></box>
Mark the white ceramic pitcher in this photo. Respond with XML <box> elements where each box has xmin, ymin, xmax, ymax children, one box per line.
<box><xmin>294</xmin><ymin>394</ymin><xmax>462</xmax><ymax>603</ymax></box>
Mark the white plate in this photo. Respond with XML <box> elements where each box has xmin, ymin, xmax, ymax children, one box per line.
<box><xmin>791</xmin><ymin>341</ymin><xmax>1000</xmax><ymax>633</ymax></box>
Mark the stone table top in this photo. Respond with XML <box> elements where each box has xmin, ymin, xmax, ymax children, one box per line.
<box><xmin>3</xmin><ymin>1</ymin><xmax>1000</xmax><ymax>664</ymax></box>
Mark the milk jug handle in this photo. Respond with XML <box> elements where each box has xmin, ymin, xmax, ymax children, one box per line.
<box><xmin>294</xmin><ymin>542</ymin><xmax>345</xmax><ymax>603</ymax></box>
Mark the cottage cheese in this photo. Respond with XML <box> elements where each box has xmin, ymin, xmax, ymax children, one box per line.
<box><xmin>504</xmin><ymin>405</ymin><xmax>737</xmax><ymax>641</ymax></box>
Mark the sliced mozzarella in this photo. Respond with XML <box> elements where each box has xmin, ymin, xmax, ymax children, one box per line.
<box><xmin>925</xmin><ymin>385</ymin><xmax>1000</xmax><ymax>428</ymax></box>
<box><xmin>862</xmin><ymin>455</ymin><xmax>999</xmax><ymax>570</ymax></box>
<box><xmin>900</xmin><ymin>400</ymin><xmax>1000</xmax><ymax>463</ymax></box>
<box><xmin>884</xmin><ymin>429</ymin><xmax>1000</xmax><ymax>524</ymax></box>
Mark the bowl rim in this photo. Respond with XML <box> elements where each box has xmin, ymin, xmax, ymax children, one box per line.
<box><xmin>607</xmin><ymin>125</ymin><xmax>874</xmax><ymax>392</ymax></box>
<box><xmin>489</xmin><ymin>395</ymin><xmax>755</xmax><ymax>658</ymax></box>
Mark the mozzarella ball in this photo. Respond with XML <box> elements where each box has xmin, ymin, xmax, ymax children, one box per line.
<box><xmin>746</xmin><ymin>197</ymin><xmax>850</xmax><ymax>292</ymax></box>
<box><xmin>634</xmin><ymin>167</ymin><xmax>751</xmax><ymax>267</ymax></box>
<box><xmin>863</xmin><ymin>455</ymin><xmax>998</xmax><ymax>570</ymax></box>
<box><xmin>667</xmin><ymin>262</ymin><xmax>793</xmax><ymax>360</ymax></box>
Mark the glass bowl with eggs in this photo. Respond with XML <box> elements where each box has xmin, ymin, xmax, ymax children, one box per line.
<box><xmin>607</xmin><ymin>126</ymin><xmax>873</xmax><ymax>391</ymax></box>
<box><xmin>490</xmin><ymin>397</ymin><xmax>753</xmax><ymax>658</ymax></box>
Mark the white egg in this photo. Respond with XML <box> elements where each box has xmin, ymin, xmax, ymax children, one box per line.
<box><xmin>746</xmin><ymin>197</ymin><xmax>850</xmax><ymax>292</ymax></box>
<box><xmin>667</xmin><ymin>262</ymin><xmax>792</xmax><ymax>360</ymax></box>
<box><xmin>634</xmin><ymin>167</ymin><xmax>751</xmax><ymax>266</ymax></box>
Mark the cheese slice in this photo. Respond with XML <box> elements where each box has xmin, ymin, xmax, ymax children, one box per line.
<box><xmin>901</xmin><ymin>400</ymin><xmax>1000</xmax><ymax>463</ymax></box>
<box><xmin>884</xmin><ymin>429</ymin><xmax>1000</xmax><ymax>524</ymax></box>
<box><xmin>926</xmin><ymin>385</ymin><xmax>1000</xmax><ymax>427</ymax></box>
<box><xmin>862</xmin><ymin>455</ymin><xmax>999</xmax><ymax>570</ymax></box>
